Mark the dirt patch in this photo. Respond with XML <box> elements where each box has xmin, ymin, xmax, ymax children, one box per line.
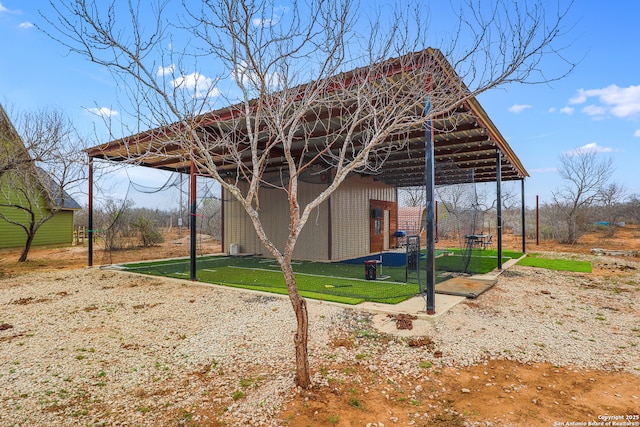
<box><xmin>0</xmin><ymin>332</ymin><xmax>24</xmax><ymax>343</ymax></box>
<box><xmin>10</xmin><ymin>296</ymin><xmax>49</xmax><ymax>305</ymax></box>
<box><xmin>331</xmin><ymin>338</ymin><xmax>355</xmax><ymax>349</ymax></box>
<box><xmin>599</xmin><ymin>261</ymin><xmax>638</xmax><ymax>272</ymax></box>
<box><xmin>132</xmin><ymin>302</ymin><xmax>163</xmax><ymax>310</ymax></box>
<box><xmin>0</xmin><ymin>229</ymin><xmax>221</xmax><ymax>277</ymax></box>
<box><xmin>280</xmin><ymin>359</ymin><xmax>640</xmax><ymax>427</ymax></box>
<box><xmin>407</xmin><ymin>336</ymin><xmax>435</xmax><ymax>349</ymax></box>
<box><xmin>388</xmin><ymin>313</ymin><xmax>418</xmax><ymax>330</ymax></box>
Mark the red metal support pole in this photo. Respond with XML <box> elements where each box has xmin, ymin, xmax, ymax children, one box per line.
<box><xmin>220</xmin><ymin>185</ymin><xmax>225</xmax><ymax>255</ymax></box>
<box><xmin>536</xmin><ymin>195</ymin><xmax>539</xmax><ymax>246</ymax></box>
<box><xmin>496</xmin><ymin>149</ymin><xmax>503</xmax><ymax>270</ymax></box>
<box><xmin>87</xmin><ymin>157</ymin><xmax>93</xmax><ymax>267</ymax></box>
<box><xmin>521</xmin><ymin>179</ymin><xmax>526</xmax><ymax>253</ymax></box>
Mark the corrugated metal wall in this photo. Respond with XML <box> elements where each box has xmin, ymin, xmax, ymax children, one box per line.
<box><xmin>223</xmin><ymin>174</ymin><xmax>395</xmax><ymax>261</ymax></box>
<box><xmin>223</xmin><ymin>180</ymin><xmax>329</xmax><ymax>260</ymax></box>
<box><xmin>330</xmin><ymin>175</ymin><xmax>395</xmax><ymax>260</ymax></box>
<box><xmin>223</xmin><ymin>183</ymin><xmax>261</xmax><ymax>255</ymax></box>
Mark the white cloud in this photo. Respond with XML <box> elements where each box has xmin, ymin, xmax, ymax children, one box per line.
<box><xmin>559</xmin><ymin>106</ymin><xmax>574</xmax><ymax>115</ymax></box>
<box><xmin>530</xmin><ymin>167</ymin><xmax>557</xmax><ymax>173</ymax></box>
<box><xmin>0</xmin><ymin>2</ymin><xmax>19</xmax><ymax>14</ymax></box>
<box><xmin>563</xmin><ymin>142</ymin><xmax>617</xmax><ymax>156</ymax></box>
<box><xmin>581</xmin><ymin>104</ymin><xmax>606</xmax><ymax>118</ymax></box>
<box><xmin>18</xmin><ymin>22</ymin><xmax>33</xmax><ymax>29</ymax></box>
<box><xmin>568</xmin><ymin>89</ymin><xmax>588</xmax><ymax>105</ymax></box>
<box><xmin>172</xmin><ymin>72</ymin><xmax>221</xmax><ymax>98</ymax></box>
<box><xmin>251</xmin><ymin>6</ymin><xmax>289</xmax><ymax>28</ymax></box>
<box><xmin>86</xmin><ymin>107</ymin><xmax>119</xmax><ymax>118</ymax></box>
<box><xmin>508</xmin><ymin>104</ymin><xmax>532</xmax><ymax>114</ymax></box>
<box><xmin>569</xmin><ymin>84</ymin><xmax>640</xmax><ymax>119</ymax></box>
<box><xmin>634</xmin><ymin>129</ymin><xmax>640</xmax><ymax>137</ymax></box>
<box><xmin>156</xmin><ymin>64</ymin><xmax>174</xmax><ymax>77</ymax></box>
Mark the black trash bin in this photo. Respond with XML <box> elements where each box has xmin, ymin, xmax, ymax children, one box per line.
<box><xmin>364</xmin><ymin>260</ymin><xmax>377</xmax><ymax>280</ymax></box>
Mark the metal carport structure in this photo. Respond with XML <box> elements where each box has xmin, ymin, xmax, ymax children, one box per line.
<box><xmin>86</xmin><ymin>48</ymin><xmax>529</xmax><ymax>314</ymax></box>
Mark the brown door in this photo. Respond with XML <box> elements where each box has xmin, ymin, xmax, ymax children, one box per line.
<box><xmin>370</xmin><ymin>200</ymin><xmax>396</xmax><ymax>253</ymax></box>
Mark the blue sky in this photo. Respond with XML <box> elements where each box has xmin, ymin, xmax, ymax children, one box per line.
<box><xmin>1</xmin><ymin>1</ymin><xmax>639</xmax><ymax>208</ymax></box>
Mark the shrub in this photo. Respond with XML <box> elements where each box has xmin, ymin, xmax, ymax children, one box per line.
<box><xmin>132</xmin><ymin>216</ymin><xmax>164</xmax><ymax>247</ymax></box>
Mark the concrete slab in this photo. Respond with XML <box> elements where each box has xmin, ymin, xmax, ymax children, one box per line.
<box><xmin>360</xmin><ymin>293</ymin><xmax>465</xmax><ymax>337</ymax></box>
<box><xmin>357</xmin><ymin>255</ymin><xmax>527</xmax><ymax>336</ymax></box>
<box><xmin>358</xmin><ymin>292</ymin><xmax>465</xmax><ymax>325</ymax></box>
<box><xmin>435</xmin><ymin>276</ymin><xmax>497</xmax><ymax>299</ymax></box>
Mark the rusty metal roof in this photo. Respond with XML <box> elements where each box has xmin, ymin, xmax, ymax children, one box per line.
<box><xmin>86</xmin><ymin>48</ymin><xmax>528</xmax><ymax>187</ymax></box>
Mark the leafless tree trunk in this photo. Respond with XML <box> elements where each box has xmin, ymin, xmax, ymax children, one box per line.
<box><xmin>41</xmin><ymin>0</ymin><xmax>575</xmax><ymax>388</ymax></box>
<box><xmin>552</xmin><ymin>147</ymin><xmax>614</xmax><ymax>244</ymax></box>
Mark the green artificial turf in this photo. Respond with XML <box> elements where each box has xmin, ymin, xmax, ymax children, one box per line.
<box><xmin>434</xmin><ymin>249</ymin><xmax>522</xmax><ymax>274</ymax></box>
<box><xmin>123</xmin><ymin>249</ymin><xmax>522</xmax><ymax>305</ymax></box>
<box><xmin>516</xmin><ymin>253</ymin><xmax>592</xmax><ymax>273</ymax></box>
<box><xmin>124</xmin><ymin>256</ymin><xmax>422</xmax><ymax>305</ymax></box>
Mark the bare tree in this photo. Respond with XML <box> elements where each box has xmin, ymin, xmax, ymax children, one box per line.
<box><xmin>552</xmin><ymin>147</ymin><xmax>614</xmax><ymax>244</ymax></box>
<box><xmin>1</xmin><ymin>104</ymin><xmax>58</xmax><ymax>178</ymax></box>
<box><xmin>0</xmin><ymin>107</ymin><xmax>85</xmax><ymax>261</ymax></box>
<box><xmin>98</xmin><ymin>197</ymin><xmax>136</xmax><ymax>253</ymax></box>
<box><xmin>399</xmin><ymin>186</ymin><xmax>426</xmax><ymax>207</ymax></box>
<box><xmin>591</xmin><ymin>182</ymin><xmax>626</xmax><ymax>237</ymax></box>
<box><xmin>199</xmin><ymin>197</ymin><xmax>222</xmax><ymax>241</ymax></box>
<box><xmin>626</xmin><ymin>194</ymin><xmax>640</xmax><ymax>224</ymax></box>
<box><xmin>474</xmin><ymin>182</ymin><xmax>519</xmax><ymax>234</ymax></box>
<box><xmin>436</xmin><ymin>183</ymin><xmax>479</xmax><ymax>240</ymax></box>
<box><xmin>41</xmin><ymin>0</ymin><xmax>575</xmax><ymax>387</ymax></box>
<box><xmin>538</xmin><ymin>201</ymin><xmax>565</xmax><ymax>240</ymax></box>
<box><xmin>1</xmin><ymin>105</ymin><xmax>28</xmax><ymax>177</ymax></box>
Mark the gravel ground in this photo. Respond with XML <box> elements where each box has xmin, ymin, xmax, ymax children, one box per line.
<box><xmin>0</xmin><ymin>269</ymin><xmax>347</xmax><ymax>426</ymax></box>
<box><xmin>433</xmin><ymin>263</ymin><xmax>639</xmax><ymax>371</ymax></box>
<box><xmin>0</xmin><ymin>254</ymin><xmax>638</xmax><ymax>426</ymax></box>
<box><xmin>330</xmin><ymin>255</ymin><xmax>640</xmax><ymax>394</ymax></box>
